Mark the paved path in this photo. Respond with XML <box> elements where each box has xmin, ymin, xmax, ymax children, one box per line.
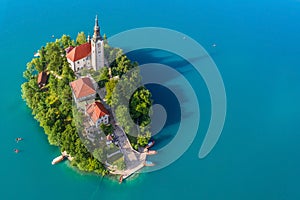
<box><xmin>73</xmin><ymin>74</ymin><xmax>147</xmax><ymax>178</ymax></box>
<box><xmin>96</xmin><ymin>89</ymin><xmax>147</xmax><ymax>178</ymax></box>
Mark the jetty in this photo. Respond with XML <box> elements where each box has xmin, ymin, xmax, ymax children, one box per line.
<box><xmin>109</xmin><ymin>126</ymin><xmax>157</xmax><ymax>181</ymax></box>
<box><xmin>108</xmin><ymin>125</ymin><xmax>148</xmax><ymax>180</ymax></box>
<box><xmin>108</xmin><ymin>119</ymin><xmax>159</xmax><ymax>181</ymax></box>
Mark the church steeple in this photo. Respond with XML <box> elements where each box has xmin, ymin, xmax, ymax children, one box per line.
<box><xmin>93</xmin><ymin>15</ymin><xmax>102</xmax><ymax>40</ymax></box>
<box><xmin>91</xmin><ymin>15</ymin><xmax>105</xmax><ymax>71</ymax></box>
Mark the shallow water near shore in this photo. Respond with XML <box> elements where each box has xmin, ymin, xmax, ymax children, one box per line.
<box><xmin>1</xmin><ymin>0</ymin><xmax>300</xmax><ymax>199</ymax></box>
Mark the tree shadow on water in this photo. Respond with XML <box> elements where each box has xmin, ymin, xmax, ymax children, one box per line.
<box><xmin>126</xmin><ymin>48</ymin><xmax>211</xmax><ymax>77</ymax></box>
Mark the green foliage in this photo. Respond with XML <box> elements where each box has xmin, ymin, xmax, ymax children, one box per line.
<box><xmin>105</xmin><ymin>60</ymin><xmax>152</xmax><ymax>147</ymax></box>
<box><xmin>80</xmin><ymin>67</ymin><xmax>109</xmax><ymax>88</ymax></box>
<box><xmin>137</xmin><ymin>132</ymin><xmax>151</xmax><ymax>147</ymax></box>
<box><xmin>105</xmin><ymin>79</ymin><xmax>118</xmax><ymax>105</ymax></box>
<box><xmin>104</xmin><ymin>44</ymin><xmax>123</xmax><ymax>65</ymax></box>
<box><xmin>76</xmin><ymin>32</ymin><xmax>87</xmax><ymax>45</ymax></box>
<box><xmin>115</xmin><ymin>105</ymin><xmax>135</xmax><ymax>134</ymax></box>
<box><xmin>106</xmin><ymin>48</ymin><xmax>137</xmax><ymax>78</ymax></box>
<box><xmin>21</xmin><ymin>34</ymin><xmax>106</xmax><ymax>175</ymax></box>
<box><xmin>93</xmin><ymin>148</ymin><xmax>105</xmax><ymax>162</ymax></box>
<box><xmin>98</xmin><ymin>67</ymin><xmax>109</xmax><ymax>88</ymax></box>
<box><xmin>113</xmin><ymin>157</ymin><xmax>126</xmax><ymax>170</ymax></box>
<box><xmin>103</xmin><ymin>33</ymin><xmax>107</xmax><ymax>41</ymax></box>
<box><xmin>23</xmin><ymin>62</ymin><xmax>36</xmax><ymax>80</ymax></box>
<box><xmin>32</xmin><ymin>58</ymin><xmax>44</xmax><ymax>73</ymax></box>
<box><xmin>129</xmin><ymin>87</ymin><xmax>152</xmax><ymax>126</ymax></box>
<box><xmin>100</xmin><ymin>124</ymin><xmax>113</xmax><ymax>135</ymax></box>
<box><xmin>61</xmin><ymin>34</ymin><xmax>75</xmax><ymax>49</ymax></box>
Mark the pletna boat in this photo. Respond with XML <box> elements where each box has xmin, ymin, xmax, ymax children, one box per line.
<box><xmin>119</xmin><ymin>175</ymin><xmax>123</xmax><ymax>184</ymax></box>
<box><xmin>144</xmin><ymin>161</ymin><xmax>155</xmax><ymax>167</ymax></box>
<box><xmin>15</xmin><ymin>137</ymin><xmax>23</xmax><ymax>142</ymax></box>
<box><xmin>146</xmin><ymin>150</ymin><xmax>157</xmax><ymax>155</ymax></box>
<box><xmin>145</xmin><ymin>140</ymin><xmax>155</xmax><ymax>149</ymax></box>
<box><xmin>51</xmin><ymin>155</ymin><xmax>65</xmax><ymax>165</ymax></box>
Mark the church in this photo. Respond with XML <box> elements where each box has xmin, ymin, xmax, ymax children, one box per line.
<box><xmin>66</xmin><ymin>15</ymin><xmax>105</xmax><ymax>72</ymax></box>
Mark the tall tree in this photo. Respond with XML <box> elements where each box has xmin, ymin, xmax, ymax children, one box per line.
<box><xmin>61</xmin><ymin>34</ymin><xmax>75</xmax><ymax>49</ymax></box>
<box><xmin>76</xmin><ymin>32</ymin><xmax>87</xmax><ymax>45</ymax></box>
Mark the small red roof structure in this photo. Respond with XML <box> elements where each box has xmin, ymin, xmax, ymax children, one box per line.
<box><xmin>37</xmin><ymin>71</ymin><xmax>48</xmax><ymax>88</ymax></box>
<box><xmin>70</xmin><ymin>77</ymin><xmax>96</xmax><ymax>99</ymax></box>
<box><xmin>86</xmin><ymin>102</ymin><xmax>109</xmax><ymax>123</ymax></box>
<box><xmin>65</xmin><ymin>46</ymin><xmax>74</xmax><ymax>54</ymax></box>
<box><xmin>66</xmin><ymin>43</ymin><xmax>91</xmax><ymax>62</ymax></box>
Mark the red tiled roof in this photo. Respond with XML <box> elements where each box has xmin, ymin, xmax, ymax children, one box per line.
<box><xmin>70</xmin><ymin>77</ymin><xmax>96</xmax><ymax>99</ymax></box>
<box><xmin>66</xmin><ymin>43</ymin><xmax>91</xmax><ymax>62</ymax></box>
<box><xmin>86</xmin><ymin>102</ymin><xmax>109</xmax><ymax>123</ymax></box>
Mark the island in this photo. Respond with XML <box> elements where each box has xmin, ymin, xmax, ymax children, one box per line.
<box><xmin>21</xmin><ymin>16</ymin><xmax>154</xmax><ymax>180</ymax></box>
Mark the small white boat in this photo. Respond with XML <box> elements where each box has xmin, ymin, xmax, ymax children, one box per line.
<box><xmin>34</xmin><ymin>52</ymin><xmax>40</xmax><ymax>57</ymax></box>
<box><xmin>145</xmin><ymin>140</ymin><xmax>155</xmax><ymax>149</ymax></box>
<box><xmin>144</xmin><ymin>161</ymin><xmax>155</xmax><ymax>167</ymax></box>
<box><xmin>15</xmin><ymin>137</ymin><xmax>23</xmax><ymax>142</ymax></box>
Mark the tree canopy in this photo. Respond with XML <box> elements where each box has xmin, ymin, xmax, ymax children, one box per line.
<box><xmin>21</xmin><ymin>34</ymin><xmax>107</xmax><ymax>175</ymax></box>
<box><xmin>104</xmin><ymin>52</ymin><xmax>153</xmax><ymax>149</ymax></box>
<box><xmin>76</xmin><ymin>32</ymin><xmax>87</xmax><ymax>45</ymax></box>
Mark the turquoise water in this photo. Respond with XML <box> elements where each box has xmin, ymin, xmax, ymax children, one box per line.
<box><xmin>1</xmin><ymin>0</ymin><xmax>300</xmax><ymax>199</ymax></box>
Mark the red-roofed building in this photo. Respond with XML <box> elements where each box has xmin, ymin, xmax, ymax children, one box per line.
<box><xmin>66</xmin><ymin>43</ymin><xmax>91</xmax><ymax>72</ymax></box>
<box><xmin>86</xmin><ymin>101</ymin><xmax>109</xmax><ymax>126</ymax></box>
<box><xmin>70</xmin><ymin>77</ymin><xmax>96</xmax><ymax>102</ymax></box>
<box><xmin>65</xmin><ymin>16</ymin><xmax>105</xmax><ymax>72</ymax></box>
<box><xmin>37</xmin><ymin>71</ymin><xmax>48</xmax><ymax>88</ymax></box>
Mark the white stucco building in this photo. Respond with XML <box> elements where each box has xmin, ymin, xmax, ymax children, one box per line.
<box><xmin>86</xmin><ymin>101</ymin><xmax>109</xmax><ymax>127</ymax></box>
<box><xmin>66</xmin><ymin>15</ymin><xmax>105</xmax><ymax>72</ymax></box>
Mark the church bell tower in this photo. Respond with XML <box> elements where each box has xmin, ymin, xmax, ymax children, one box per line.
<box><xmin>91</xmin><ymin>15</ymin><xmax>105</xmax><ymax>71</ymax></box>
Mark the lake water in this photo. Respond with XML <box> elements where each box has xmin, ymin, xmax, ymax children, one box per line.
<box><xmin>1</xmin><ymin>0</ymin><xmax>300</xmax><ymax>199</ymax></box>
